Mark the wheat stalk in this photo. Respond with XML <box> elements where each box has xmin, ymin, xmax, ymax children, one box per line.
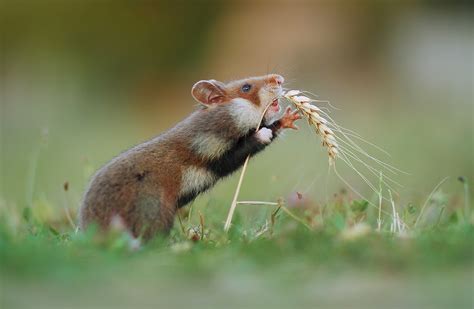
<box><xmin>284</xmin><ymin>90</ymin><xmax>339</xmax><ymax>166</ymax></box>
<box><xmin>283</xmin><ymin>89</ymin><xmax>410</xmax><ymax>228</ymax></box>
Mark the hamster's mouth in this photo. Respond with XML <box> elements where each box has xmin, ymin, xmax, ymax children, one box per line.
<box><xmin>269</xmin><ymin>98</ymin><xmax>280</xmax><ymax>113</ymax></box>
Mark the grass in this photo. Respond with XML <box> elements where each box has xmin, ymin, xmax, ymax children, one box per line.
<box><xmin>1</xmin><ymin>181</ymin><xmax>472</xmax><ymax>308</ymax></box>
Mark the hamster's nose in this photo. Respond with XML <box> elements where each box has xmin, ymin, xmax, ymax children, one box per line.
<box><xmin>268</xmin><ymin>74</ymin><xmax>284</xmax><ymax>86</ymax></box>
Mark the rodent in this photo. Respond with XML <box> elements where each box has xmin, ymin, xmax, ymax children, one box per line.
<box><xmin>79</xmin><ymin>74</ymin><xmax>301</xmax><ymax>240</ymax></box>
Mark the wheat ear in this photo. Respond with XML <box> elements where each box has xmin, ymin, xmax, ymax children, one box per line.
<box><xmin>284</xmin><ymin>90</ymin><xmax>339</xmax><ymax>166</ymax></box>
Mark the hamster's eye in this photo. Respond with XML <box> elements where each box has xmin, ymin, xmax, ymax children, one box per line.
<box><xmin>241</xmin><ymin>84</ymin><xmax>252</xmax><ymax>93</ymax></box>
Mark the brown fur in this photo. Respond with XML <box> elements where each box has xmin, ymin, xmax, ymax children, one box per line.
<box><xmin>80</xmin><ymin>108</ymin><xmax>238</xmax><ymax>239</ymax></box>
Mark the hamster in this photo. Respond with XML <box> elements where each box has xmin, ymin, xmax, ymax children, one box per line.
<box><xmin>79</xmin><ymin>74</ymin><xmax>301</xmax><ymax>240</ymax></box>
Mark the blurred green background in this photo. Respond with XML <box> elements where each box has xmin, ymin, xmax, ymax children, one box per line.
<box><xmin>0</xmin><ymin>1</ymin><xmax>473</xmax><ymax>308</ymax></box>
<box><xmin>1</xmin><ymin>1</ymin><xmax>472</xmax><ymax>212</ymax></box>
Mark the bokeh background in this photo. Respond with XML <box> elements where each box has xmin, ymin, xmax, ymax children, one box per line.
<box><xmin>1</xmin><ymin>0</ymin><xmax>472</xmax><ymax>221</ymax></box>
<box><xmin>1</xmin><ymin>1</ymin><xmax>473</xmax><ymax>309</ymax></box>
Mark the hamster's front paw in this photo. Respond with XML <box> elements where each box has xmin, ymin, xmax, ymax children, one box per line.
<box><xmin>256</xmin><ymin>127</ymin><xmax>273</xmax><ymax>144</ymax></box>
<box><xmin>279</xmin><ymin>107</ymin><xmax>301</xmax><ymax>130</ymax></box>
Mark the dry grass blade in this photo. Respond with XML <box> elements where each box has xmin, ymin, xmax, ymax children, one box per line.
<box><xmin>224</xmin><ymin>100</ymin><xmax>275</xmax><ymax>232</ymax></box>
<box><xmin>224</xmin><ymin>156</ymin><xmax>250</xmax><ymax>231</ymax></box>
<box><xmin>199</xmin><ymin>211</ymin><xmax>205</xmax><ymax>239</ymax></box>
<box><xmin>414</xmin><ymin>176</ymin><xmax>450</xmax><ymax>228</ymax></box>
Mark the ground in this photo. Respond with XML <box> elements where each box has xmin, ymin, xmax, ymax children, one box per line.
<box><xmin>1</xmin><ymin>188</ymin><xmax>472</xmax><ymax>309</ymax></box>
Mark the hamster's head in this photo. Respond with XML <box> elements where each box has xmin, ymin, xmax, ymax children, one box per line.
<box><xmin>191</xmin><ymin>74</ymin><xmax>285</xmax><ymax>132</ymax></box>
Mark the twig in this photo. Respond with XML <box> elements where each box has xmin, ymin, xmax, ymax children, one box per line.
<box><xmin>237</xmin><ymin>201</ymin><xmax>279</xmax><ymax>206</ymax></box>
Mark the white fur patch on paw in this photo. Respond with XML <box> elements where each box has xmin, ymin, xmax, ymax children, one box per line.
<box><xmin>256</xmin><ymin>127</ymin><xmax>273</xmax><ymax>144</ymax></box>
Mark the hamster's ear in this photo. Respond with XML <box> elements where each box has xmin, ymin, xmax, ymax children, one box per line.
<box><xmin>191</xmin><ymin>80</ymin><xmax>226</xmax><ymax>106</ymax></box>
